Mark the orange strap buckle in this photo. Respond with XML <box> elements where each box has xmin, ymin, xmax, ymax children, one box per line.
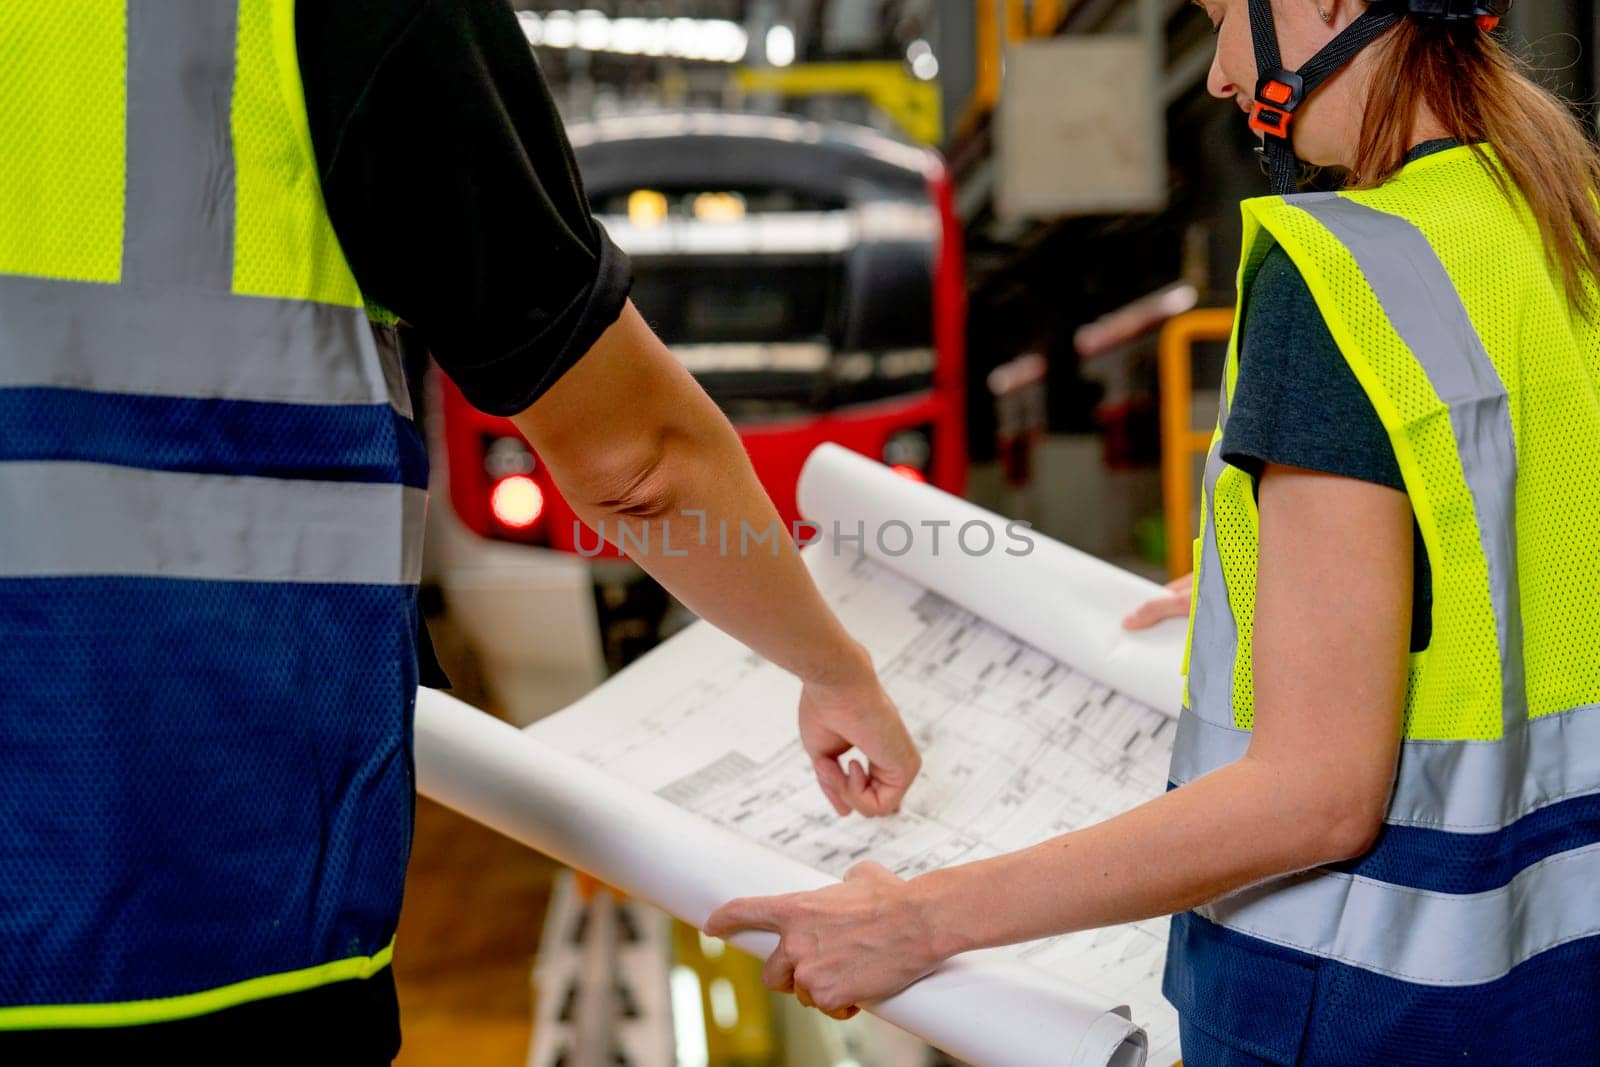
<box><xmin>1250</xmin><ymin>72</ymin><xmax>1305</xmax><ymax>141</ymax></box>
<box><xmin>1249</xmin><ymin>101</ymin><xmax>1293</xmax><ymax>139</ymax></box>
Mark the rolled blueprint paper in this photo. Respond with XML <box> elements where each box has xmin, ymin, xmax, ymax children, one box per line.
<box><xmin>415</xmin><ymin>687</ymin><xmax>1149</xmax><ymax>1067</ymax></box>
<box><xmin>797</xmin><ymin>444</ymin><xmax>1186</xmax><ymax>715</ymax></box>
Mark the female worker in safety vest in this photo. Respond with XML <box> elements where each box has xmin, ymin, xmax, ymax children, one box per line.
<box><xmin>708</xmin><ymin>1</ymin><xmax>1600</xmax><ymax>1063</ymax></box>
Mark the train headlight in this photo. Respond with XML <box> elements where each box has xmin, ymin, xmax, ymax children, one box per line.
<box><xmin>883</xmin><ymin>428</ymin><xmax>932</xmax><ymax>473</ymax></box>
<box><xmin>484</xmin><ymin>436</ymin><xmax>536</xmax><ymax>479</ymax></box>
<box><xmin>491</xmin><ymin>475</ymin><xmax>545</xmax><ymax>530</ymax></box>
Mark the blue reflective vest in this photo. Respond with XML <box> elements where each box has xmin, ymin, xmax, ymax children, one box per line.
<box><xmin>1</xmin><ymin>0</ymin><xmax>424</xmax><ymax>1025</ymax></box>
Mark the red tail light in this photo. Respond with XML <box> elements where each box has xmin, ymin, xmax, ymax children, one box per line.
<box><xmin>890</xmin><ymin>464</ymin><xmax>927</xmax><ymax>484</ymax></box>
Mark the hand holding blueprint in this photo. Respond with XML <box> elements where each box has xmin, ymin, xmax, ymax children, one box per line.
<box><xmin>415</xmin><ymin>444</ymin><xmax>1188</xmax><ymax>1067</ymax></box>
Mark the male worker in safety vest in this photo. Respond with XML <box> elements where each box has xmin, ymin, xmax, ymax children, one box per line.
<box><xmin>0</xmin><ymin>2</ymin><xmax>921</xmax><ymax>1059</ymax></box>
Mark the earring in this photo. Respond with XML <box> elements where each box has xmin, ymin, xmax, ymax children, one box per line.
<box><xmin>1317</xmin><ymin>5</ymin><xmax>1333</xmax><ymax>21</ymax></box>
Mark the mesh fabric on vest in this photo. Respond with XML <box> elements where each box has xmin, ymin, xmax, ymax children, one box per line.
<box><xmin>1239</xmin><ymin>157</ymin><xmax>1513</xmax><ymax>741</ymax></box>
<box><xmin>231</xmin><ymin>0</ymin><xmax>362</xmax><ymax>307</ymax></box>
<box><xmin>1</xmin><ymin>0</ymin><xmax>415</xmax><ymax>1022</ymax></box>
<box><xmin>1350</xmin><ymin>152</ymin><xmax>1600</xmax><ymax>723</ymax></box>
<box><xmin>0</xmin><ymin>578</ymin><xmax>415</xmax><ymax>1012</ymax></box>
<box><xmin>1180</xmin><ymin>535</ymin><xmax>1201</xmax><ymax>698</ymax></box>
<box><xmin>0</xmin><ymin>2</ymin><xmax>125</xmax><ymax>283</ymax></box>
<box><xmin>1216</xmin><ymin>234</ymin><xmax>1280</xmax><ymax>730</ymax></box>
<box><xmin>1214</xmin><ymin>464</ymin><xmax>1262</xmax><ymax>729</ymax></box>
<box><xmin>1211</xmin><ymin>147</ymin><xmax>1600</xmax><ymax>737</ymax></box>
<box><xmin>1516</xmin><ymin>269</ymin><xmax>1600</xmax><ymax>718</ymax></box>
<box><xmin>1183</xmin><ymin>236</ymin><xmax>1271</xmax><ymax>719</ymax></box>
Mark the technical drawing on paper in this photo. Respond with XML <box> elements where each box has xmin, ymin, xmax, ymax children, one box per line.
<box><xmin>539</xmin><ymin>547</ymin><xmax>1180</xmax><ymax>1053</ymax></box>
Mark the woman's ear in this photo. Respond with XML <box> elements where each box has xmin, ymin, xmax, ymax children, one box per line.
<box><xmin>1323</xmin><ymin>0</ymin><xmax>1363</xmax><ymax>31</ymax></box>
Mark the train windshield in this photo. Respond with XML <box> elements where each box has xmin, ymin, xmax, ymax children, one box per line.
<box><xmin>587</xmin><ymin>164</ymin><xmax>940</xmax><ymax>419</ymax></box>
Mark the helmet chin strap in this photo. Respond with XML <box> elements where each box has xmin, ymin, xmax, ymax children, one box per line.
<box><xmin>1247</xmin><ymin>0</ymin><xmax>1405</xmax><ymax>194</ymax></box>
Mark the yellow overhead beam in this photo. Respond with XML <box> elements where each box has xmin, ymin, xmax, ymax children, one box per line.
<box><xmin>734</xmin><ymin>61</ymin><xmax>944</xmax><ymax>145</ymax></box>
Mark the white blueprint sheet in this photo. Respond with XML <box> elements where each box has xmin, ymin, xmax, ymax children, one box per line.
<box><xmin>417</xmin><ymin>445</ymin><xmax>1188</xmax><ymax>1067</ymax></box>
<box><xmin>534</xmin><ymin>544</ymin><xmax>1180</xmax><ymax>1060</ymax></box>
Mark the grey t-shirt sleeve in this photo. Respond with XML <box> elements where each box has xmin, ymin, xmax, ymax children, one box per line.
<box><xmin>1220</xmin><ymin>243</ymin><xmax>1431</xmax><ymax>652</ymax></box>
<box><xmin>1221</xmin><ymin>244</ymin><xmax>1405</xmax><ymax>490</ymax></box>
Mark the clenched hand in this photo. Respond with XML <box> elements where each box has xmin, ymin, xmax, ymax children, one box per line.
<box><xmin>798</xmin><ymin>651</ymin><xmax>921</xmax><ymax>817</ymax></box>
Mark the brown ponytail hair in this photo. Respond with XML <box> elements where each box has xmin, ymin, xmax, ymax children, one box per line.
<box><xmin>1351</xmin><ymin>17</ymin><xmax>1600</xmax><ymax>308</ymax></box>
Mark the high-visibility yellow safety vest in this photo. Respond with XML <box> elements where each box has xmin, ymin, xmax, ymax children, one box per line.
<box><xmin>0</xmin><ymin>1</ymin><xmax>423</xmax><ymax>1027</ymax></box>
<box><xmin>1164</xmin><ymin>144</ymin><xmax>1600</xmax><ymax>1064</ymax></box>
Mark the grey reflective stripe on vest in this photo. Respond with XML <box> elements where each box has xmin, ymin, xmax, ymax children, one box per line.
<box><xmin>0</xmin><ymin>2</ymin><xmax>421</xmax><ymax>588</ymax></box>
<box><xmin>0</xmin><ymin>277</ymin><xmax>392</xmax><ymax>406</ymax></box>
<box><xmin>371</xmin><ymin>322</ymin><xmax>414</xmax><ymax>419</ymax></box>
<box><xmin>1173</xmin><ymin>703</ymin><xmax>1600</xmax><ymax>832</ymax></box>
<box><xmin>123</xmin><ymin>1</ymin><xmax>237</xmax><ymax>292</ymax></box>
<box><xmin>1185</xmin><ymin>433</ymin><xmax>1238</xmax><ymax>729</ymax></box>
<box><xmin>0</xmin><ymin>463</ymin><xmax>424</xmax><ymax>586</ymax></box>
<box><xmin>0</xmin><ymin>0</ymin><xmax>405</xmax><ymax>414</ymax></box>
<box><xmin>1169</xmin><ymin>705</ymin><xmax>1241</xmax><ymax>786</ymax></box>
<box><xmin>1293</xmin><ymin>193</ymin><xmax>1526</xmax><ymax>731</ymax></box>
<box><xmin>1197</xmin><ymin>840</ymin><xmax>1600</xmax><ymax>986</ymax></box>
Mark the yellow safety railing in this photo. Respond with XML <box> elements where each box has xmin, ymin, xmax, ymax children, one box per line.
<box><xmin>1159</xmin><ymin>308</ymin><xmax>1235</xmax><ymax>580</ymax></box>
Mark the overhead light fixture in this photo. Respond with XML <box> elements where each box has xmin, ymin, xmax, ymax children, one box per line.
<box><xmin>765</xmin><ymin>24</ymin><xmax>796</xmax><ymax>67</ymax></box>
<box><xmin>517</xmin><ymin>10</ymin><xmax>748</xmax><ymax>63</ymax></box>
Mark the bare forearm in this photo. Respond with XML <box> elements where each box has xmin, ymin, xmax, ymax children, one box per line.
<box><xmin>917</xmin><ymin>471</ymin><xmax>1411</xmax><ymax>957</ymax></box>
<box><xmin>914</xmin><ymin>755</ymin><xmax>1374</xmax><ymax>957</ymax></box>
<box><xmin>511</xmin><ymin>303</ymin><xmax>865</xmax><ymax>686</ymax></box>
<box><xmin>579</xmin><ymin>421</ymin><xmax>866</xmax><ymax>685</ymax></box>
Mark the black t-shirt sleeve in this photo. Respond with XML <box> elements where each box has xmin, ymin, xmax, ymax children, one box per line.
<box><xmin>297</xmin><ymin>0</ymin><xmax>632</xmax><ymax>416</ymax></box>
<box><xmin>1221</xmin><ymin>245</ymin><xmax>1404</xmax><ymax>489</ymax></box>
